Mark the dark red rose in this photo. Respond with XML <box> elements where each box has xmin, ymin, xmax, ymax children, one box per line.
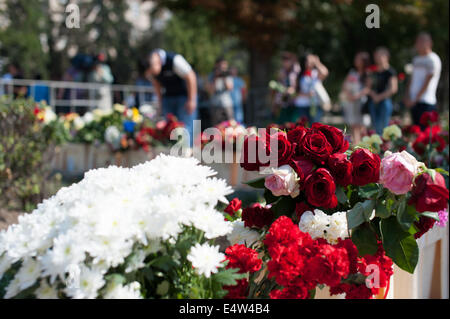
<box><xmin>224</xmin><ymin>198</ymin><xmax>242</xmax><ymax>216</ymax></box>
<box><xmin>350</xmin><ymin>149</ymin><xmax>380</xmax><ymax>186</ymax></box>
<box><xmin>419</xmin><ymin>111</ymin><xmax>439</xmax><ymax>127</ymax></box>
<box><xmin>408</xmin><ymin>125</ymin><xmax>422</xmax><ymax>135</ymax></box>
<box><xmin>412</xmin><ymin>126</ymin><xmax>445</xmax><ymax>155</ymax></box>
<box><xmin>304</xmin><ymin>168</ymin><xmax>338</xmax><ymax>209</ymax></box>
<box><xmin>408</xmin><ymin>171</ymin><xmax>449</xmax><ymax>213</ymax></box>
<box><xmin>414</xmin><ymin>216</ymin><xmax>436</xmax><ymax>239</ymax></box>
<box><xmin>290</xmin><ymin>155</ymin><xmax>315</xmax><ymax>178</ymax></box>
<box><xmin>311</xmin><ymin>123</ymin><xmax>349</xmax><ymax>153</ymax></box>
<box><xmin>240</xmin><ymin>134</ymin><xmax>270</xmax><ymax>171</ymax></box>
<box><xmin>242</xmin><ymin>203</ymin><xmax>274</xmax><ymax>229</ymax></box>
<box><xmin>268</xmin><ymin>131</ymin><xmax>294</xmax><ymax>167</ymax></box>
<box><xmin>328</xmin><ymin>153</ymin><xmax>353</xmax><ymax>186</ymax></box>
<box><xmin>295</xmin><ymin>202</ymin><xmax>312</xmax><ymax>222</ymax></box>
<box><xmin>287</xmin><ymin>126</ymin><xmax>308</xmax><ymax>150</ymax></box>
<box><xmin>300</xmin><ymin>129</ymin><xmax>333</xmax><ymax>164</ymax></box>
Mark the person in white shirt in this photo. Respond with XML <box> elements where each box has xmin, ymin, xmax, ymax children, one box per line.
<box><xmin>404</xmin><ymin>32</ymin><xmax>442</xmax><ymax>127</ymax></box>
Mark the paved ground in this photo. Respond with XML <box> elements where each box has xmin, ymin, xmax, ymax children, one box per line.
<box><xmin>0</xmin><ymin>209</ymin><xmax>22</xmax><ymax>231</ymax></box>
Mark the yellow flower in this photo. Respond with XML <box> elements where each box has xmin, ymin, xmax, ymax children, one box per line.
<box><xmin>382</xmin><ymin>124</ymin><xmax>402</xmax><ymax>141</ymax></box>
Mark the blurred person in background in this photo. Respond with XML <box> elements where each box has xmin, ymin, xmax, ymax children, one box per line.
<box><xmin>1</xmin><ymin>62</ymin><xmax>27</xmax><ymax>98</ymax></box>
<box><xmin>293</xmin><ymin>53</ymin><xmax>329</xmax><ymax>124</ymax></box>
<box><xmin>230</xmin><ymin>66</ymin><xmax>246</xmax><ymax>124</ymax></box>
<box><xmin>272</xmin><ymin>51</ymin><xmax>300</xmax><ymax>124</ymax></box>
<box><xmin>368</xmin><ymin>47</ymin><xmax>398</xmax><ymax>135</ymax></box>
<box><xmin>30</xmin><ymin>74</ymin><xmax>49</xmax><ymax>104</ymax></box>
<box><xmin>340</xmin><ymin>51</ymin><xmax>371</xmax><ymax>143</ymax></box>
<box><xmin>206</xmin><ymin>57</ymin><xmax>234</xmax><ymax>124</ymax></box>
<box><xmin>147</xmin><ymin>48</ymin><xmax>198</xmax><ymax>139</ymax></box>
<box><xmin>404</xmin><ymin>32</ymin><xmax>442</xmax><ymax>128</ymax></box>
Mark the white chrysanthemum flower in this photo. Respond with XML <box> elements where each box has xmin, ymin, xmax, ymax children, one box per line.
<box><xmin>327</xmin><ymin>211</ymin><xmax>349</xmax><ymax>244</ymax></box>
<box><xmin>227</xmin><ymin>220</ymin><xmax>260</xmax><ymax>246</ymax></box>
<box><xmin>0</xmin><ymin>155</ymin><xmax>233</xmax><ymax>298</ymax></box>
<box><xmin>35</xmin><ymin>279</ymin><xmax>59</xmax><ymax>299</ymax></box>
<box><xmin>187</xmin><ymin>243</ymin><xmax>224</xmax><ymax>278</ymax></box>
<box><xmin>15</xmin><ymin>258</ymin><xmax>41</xmax><ymax>290</ymax></box>
<box><xmin>103</xmin><ymin>282</ymin><xmax>142</xmax><ymax>299</ymax></box>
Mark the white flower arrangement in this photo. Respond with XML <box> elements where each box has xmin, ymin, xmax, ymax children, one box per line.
<box><xmin>0</xmin><ymin>155</ymin><xmax>241</xmax><ymax>299</ymax></box>
<box><xmin>299</xmin><ymin>209</ymin><xmax>349</xmax><ymax>244</ymax></box>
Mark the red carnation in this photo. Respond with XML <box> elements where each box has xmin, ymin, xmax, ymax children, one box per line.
<box><xmin>299</xmin><ymin>129</ymin><xmax>333</xmax><ymax>165</ymax></box>
<box><xmin>242</xmin><ymin>203</ymin><xmax>274</xmax><ymax>229</ymax></box>
<box><xmin>409</xmin><ymin>171</ymin><xmax>449</xmax><ymax>213</ymax></box>
<box><xmin>419</xmin><ymin>111</ymin><xmax>439</xmax><ymax>127</ymax></box>
<box><xmin>224</xmin><ymin>279</ymin><xmax>249</xmax><ymax>299</ymax></box>
<box><xmin>224</xmin><ymin>198</ymin><xmax>242</xmax><ymax>216</ymax></box>
<box><xmin>350</xmin><ymin>149</ymin><xmax>380</xmax><ymax>186</ymax></box>
<box><xmin>328</xmin><ymin>153</ymin><xmax>353</xmax><ymax>186</ymax></box>
<box><xmin>311</xmin><ymin>123</ymin><xmax>349</xmax><ymax>153</ymax></box>
<box><xmin>225</xmin><ymin>244</ymin><xmax>262</xmax><ymax>274</ymax></box>
<box><xmin>304</xmin><ymin>168</ymin><xmax>338</xmax><ymax>209</ymax></box>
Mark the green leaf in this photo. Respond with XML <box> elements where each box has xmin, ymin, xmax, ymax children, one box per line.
<box><xmin>351</xmin><ymin>223</ymin><xmax>379</xmax><ymax>256</ymax></box>
<box><xmin>435</xmin><ymin>168</ymin><xmax>449</xmax><ymax>176</ymax></box>
<box><xmin>348</xmin><ymin>199</ymin><xmax>376</xmax><ymax>229</ymax></box>
<box><xmin>397</xmin><ymin>204</ymin><xmax>418</xmax><ymax>231</ymax></box>
<box><xmin>212</xmin><ymin>267</ymin><xmax>245</xmax><ymax>286</ymax></box>
<box><xmin>420</xmin><ymin>212</ymin><xmax>440</xmax><ymax>221</ymax></box>
<box><xmin>380</xmin><ymin>217</ymin><xmax>419</xmax><ymax>273</ymax></box>
<box><xmin>335</xmin><ymin>187</ymin><xmax>348</xmax><ymax>204</ymax></box>
<box><xmin>375</xmin><ymin>201</ymin><xmax>390</xmax><ymax>219</ymax></box>
<box><xmin>264</xmin><ymin>188</ymin><xmax>279</xmax><ymax>205</ymax></box>
<box><xmin>270</xmin><ymin>196</ymin><xmax>296</xmax><ymax>218</ymax></box>
<box><xmin>358</xmin><ymin>184</ymin><xmax>380</xmax><ymax>199</ymax></box>
<box><xmin>244</xmin><ymin>177</ymin><xmax>266</xmax><ymax>189</ymax></box>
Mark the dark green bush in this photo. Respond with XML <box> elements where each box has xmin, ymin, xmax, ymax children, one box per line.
<box><xmin>0</xmin><ymin>96</ymin><xmax>66</xmax><ymax>212</ymax></box>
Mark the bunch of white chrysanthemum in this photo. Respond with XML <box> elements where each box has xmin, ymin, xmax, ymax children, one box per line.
<box><xmin>0</xmin><ymin>155</ymin><xmax>233</xmax><ymax>299</ymax></box>
<box><xmin>298</xmin><ymin>210</ymin><xmax>349</xmax><ymax>244</ymax></box>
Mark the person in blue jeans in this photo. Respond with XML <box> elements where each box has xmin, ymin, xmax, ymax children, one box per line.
<box><xmin>368</xmin><ymin>47</ymin><xmax>398</xmax><ymax>135</ymax></box>
<box><xmin>230</xmin><ymin>67</ymin><xmax>246</xmax><ymax>124</ymax></box>
<box><xmin>147</xmin><ymin>49</ymin><xmax>198</xmax><ymax>144</ymax></box>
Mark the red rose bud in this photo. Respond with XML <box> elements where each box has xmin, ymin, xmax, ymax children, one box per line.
<box><xmin>311</xmin><ymin>123</ymin><xmax>349</xmax><ymax>154</ymax></box>
<box><xmin>350</xmin><ymin>148</ymin><xmax>381</xmax><ymax>186</ymax></box>
<box><xmin>328</xmin><ymin>153</ymin><xmax>353</xmax><ymax>187</ymax></box>
<box><xmin>300</xmin><ymin>129</ymin><xmax>333</xmax><ymax>165</ymax></box>
<box><xmin>242</xmin><ymin>203</ymin><xmax>274</xmax><ymax>229</ymax></box>
<box><xmin>408</xmin><ymin>171</ymin><xmax>449</xmax><ymax>213</ymax></box>
<box><xmin>304</xmin><ymin>168</ymin><xmax>338</xmax><ymax>209</ymax></box>
<box><xmin>224</xmin><ymin>198</ymin><xmax>242</xmax><ymax>216</ymax></box>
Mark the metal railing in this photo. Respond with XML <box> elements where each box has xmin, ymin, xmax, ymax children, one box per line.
<box><xmin>0</xmin><ymin>78</ymin><xmax>156</xmax><ymax>113</ymax></box>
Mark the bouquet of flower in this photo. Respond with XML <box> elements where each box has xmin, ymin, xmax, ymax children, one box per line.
<box><xmin>227</xmin><ymin>122</ymin><xmax>449</xmax><ymax>299</ymax></box>
<box><xmin>198</xmin><ymin>120</ymin><xmax>251</xmax><ymax>153</ymax></box>
<box><xmin>0</xmin><ymin>155</ymin><xmax>244</xmax><ymax>299</ymax></box>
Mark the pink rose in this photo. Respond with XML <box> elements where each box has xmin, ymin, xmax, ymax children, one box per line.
<box><xmin>380</xmin><ymin>151</ymin><xmax>423</xmax><ymax>195</ymax></box>
<box><xmin>264</xmin><ymin>165</ymin><xmax>300</xmax><ymax>198</ymax></box>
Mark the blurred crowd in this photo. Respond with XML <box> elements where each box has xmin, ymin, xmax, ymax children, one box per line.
<box><xmin>0</xmin><ymin>32</ymin><xmax>443</xmax><ymax>144</ymax></box>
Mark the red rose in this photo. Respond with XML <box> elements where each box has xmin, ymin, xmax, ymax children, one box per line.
<box><xmin>224</xmin><ymin>198</ymin><xmax>242</xmax><ymax>216</ymax></box>
<box><xmin>419</xmin><ymin>111</ymin><xmax>439</xmax><ymax>127</ymax></box>
<box><xmin>350</xmin><ymin>149</ymin><xmax>381</xmax><ymax>186</ymax></box>
<box><xmin>240</xmin><ymin>135</ymin><xmax>270</xmax><ymax>171</ymax></box>
<box><xmin>408</xmin><ymin>171</ymin><xmax>449</xmax><ymax>213</ymax></box>
<box><xmin>311</xmin><ymin>123</ymin><xmax>349</xmax><ymax>153</ymax></box>
<box><xmin>242</xmin><ymin>203</ymin><xmax>274</xmax><ymax>229</ymax></box>
<box><xmin>225</xmin><ymin>244</ymin><xmax>262</xmax><ymax>273</ymax></box>
<box><xmin>287</xmin><ymin>126</ymin><xmax>308</xmax><ymax>150</ymax></box>
<box><xmin>413</xmin><ymin>216</ymin><xmax>437</xmax><ymax>239</ymax></box>
<box><xmin>304</xmin><ymin>168</ymin><xmax>338</xmax><ymax>209</ymax></box>
<box><xmin>289</xmin><ymin>155</ymin><xmax>315</xmax><ymax>178</ymax></box>
<box><xmin>328</xmin><ymin>153</ymin><xmax>353</xmax><ymax>186</ymax></box>
<box><xmin>300</xmin><ymin>129</ymin><xmax>333</xmax><ymax>164</ymax></box>
<box><xmin>408</xmin><ymin>125</ymin><xmax>422</xmax><ymax>135</ymax></box>
<box><xmin>295</xmin><ymin>202</ymin><xmax>313</xmax><ymax>222</ymax></box>
<box><xmin>268</xmin><ymin>131</ymin><xmax>294</xmax><ymax>167</ymax></box>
